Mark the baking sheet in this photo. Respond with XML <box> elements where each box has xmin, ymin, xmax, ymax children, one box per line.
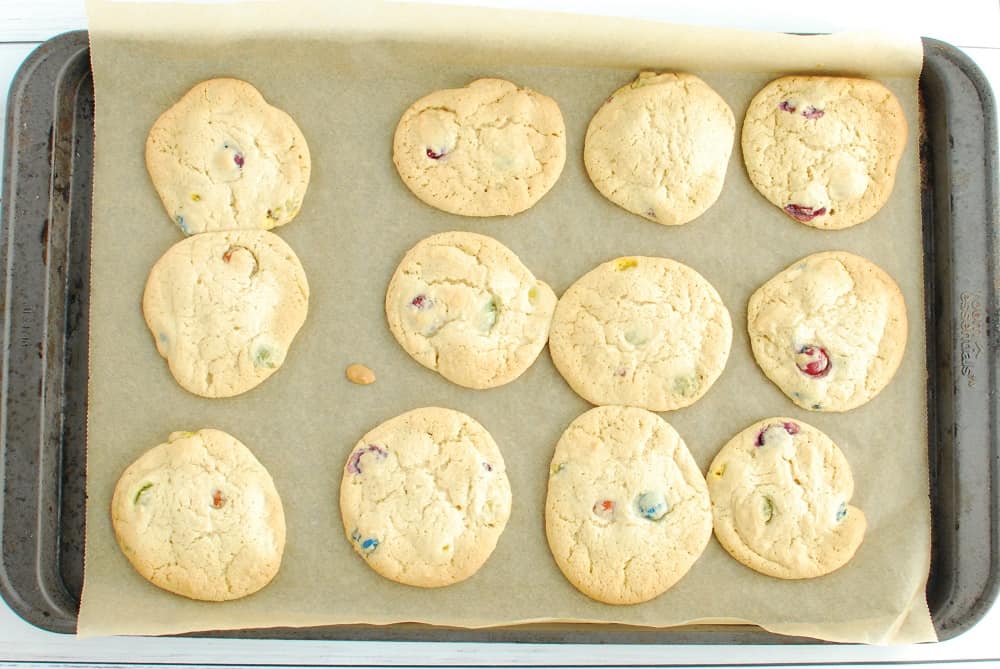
<box><xmin>79</xmin><ymin>0</ymin><xmax>933</xmax><ymax>643</ymax></box>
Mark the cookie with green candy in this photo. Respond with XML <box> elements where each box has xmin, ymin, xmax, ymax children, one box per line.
<box><xmin>142</xmin><ymin>229</ymin><xmax>309</xmax><ymax>398</ymax></box>
<box><xmin>707</xmin><ymin>417</ymin><xmax>866</xmax><ymax>579</ymax></box>
<box><xmin>111</xmin><ymin>429</ymin><xmax>286</xmax><ymax>601</ymax></box>
<box><xmin>385</xmin><ymin>231</ymin><xmax>556</xmax><ymax>389</ymax></box>
<box><xmin>549</xmin><ymin>256</ymin><xmax>732</xmax><ymax>411</ymax></box>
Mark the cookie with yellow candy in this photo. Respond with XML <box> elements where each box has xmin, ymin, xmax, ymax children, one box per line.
<box><xmin>548</xmin><ymin>256</ymin><xmax>732</xmax><ymax>411</ymax></box>
<box><xmin>707</xmin><ymin>418</ymin><xmax>866</xmax><ymax>579</ymax></box>
<box><xmin>146</xmin><ymin>78</ymin><xmax>311</xmax><ymax>234</ymax></box>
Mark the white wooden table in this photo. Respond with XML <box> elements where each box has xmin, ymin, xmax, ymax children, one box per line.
<box><xmin>1</xmin><ymin>0</ymin><xmax>998</xmax><ymax>666</ymax></box>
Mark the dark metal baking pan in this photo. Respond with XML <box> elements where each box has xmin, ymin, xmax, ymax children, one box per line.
<box><xmin>0</xmin><ymin>30</ymin><xmax>996</xmax><ymax>641</ymax></box>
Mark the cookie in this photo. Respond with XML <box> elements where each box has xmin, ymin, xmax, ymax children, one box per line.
<box><xmin>747</xmin><ymin>251</ymin><xmax>907</xmax><ymax>412</ymax></box>
<box><xmin>392</xmin><ymin>78</ymin><xmax>566</xmax><ymax>217</ymax></box>
<box><xmin>548</xmin><ymin>256</ymin><xmax>732</xmax><ymax>411</ymax></box>
<box><xmin>545</xmin><ymin>406</ymin><xmax>712</xmax><ymax>605</ymax></box>
<box><xmin>111</xmin><ymin>429</ymin><xmax>286</xmax><ymax>601</ymax></box>
<box><xmin>142</xmin><ymin>229</ymin><xmax>310</xmax><ymax>398</ymax></box>
<box><xmin>584</xmin><ymin>72</ymin><xmax>735</xmax><ymax>226</ymax></box>
<box><xmin>742</xmin><ymin>76</ymin><xmax>907</xmax><ymax>229</ymax></box>
<box><xmin>385</xmin><ymin>231</ymin><xmax>557</xmax><ymax>389</ymax></box>
<box><xmin>146</xmin><ymin>78</ymin><xmax>311</xmax><ymax>234</ymax></box>
<box><xmin>339</xmin><ymin>407</ymin><xmax>512</xmax><ymax>588</ymax></box>
<box><xmin>707</xmin><ymin>418</ymin><xmax>866</xmax><ymax>579</ymax></box>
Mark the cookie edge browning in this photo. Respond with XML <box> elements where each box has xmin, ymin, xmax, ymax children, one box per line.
<box><xmin>110</xmin><ymin>428</ymin><xmax>287</xmax><ymax>601</ymax></box>
<box><xmin>741</xmin><ymin>75</ymin><xmax>908</xmax><ymax>230</ymax></box>
<box><xmin>141</xmin><ymin>229</ymin><xmax>311</xmax><ymax>399</ymax></box>
<box><xmin>338</xmin><ymin>406</ymin><xmax>513</xmax><ymax>588</ymax></box>
<box><xmin>145</xmin><ymin>77</ymin><xmax>312</xmax><ymax>234</ymax></box>
<box><xmin>746</xmin><ymin>250</ymin><xmax>908</xmax><ymax>412</ymax></box>
<box><xmin>706</xmin><ymin>417</ymin><xmax>867</xmax><ymax>579</ymax></box>
<box><xmin>583</xmin><ymin>72</ymin><xmax>736</xmax><ymax>226</ymax></box>
<box><xmin>544</xmin><ymin>405</ymin><xmax>713</xmax><ymax>604</ymax></box>
<box><xmin>391</xmin><ymin>77</ymin><xmax>567</xmax><ymax>217</ymax></box>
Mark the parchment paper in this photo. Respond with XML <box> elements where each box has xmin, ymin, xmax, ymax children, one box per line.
<box><xmin>80</xmin><ymin>0</ymin><xmax>934</xmax><ymax>643</ymax></box>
